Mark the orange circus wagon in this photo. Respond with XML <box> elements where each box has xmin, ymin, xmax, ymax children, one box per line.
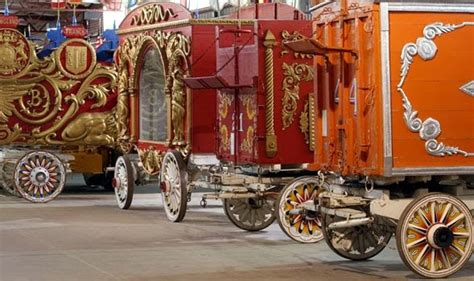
<box><xmin>112</xmin><ymin>1</ymin><xmax>323</xmax><ymax>241</ymax></box>
<box><xmin>279</xmin><ymin>0</ymin><xmax>474</xmax><ymax>278</ymax></box>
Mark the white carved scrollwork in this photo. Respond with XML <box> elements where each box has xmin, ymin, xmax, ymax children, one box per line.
<box><xmin>397</xmin><ymin>22</ymin><xmax>474</xmax><ymax>157</ymax></box>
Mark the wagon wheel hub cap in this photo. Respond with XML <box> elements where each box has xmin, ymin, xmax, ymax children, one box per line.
<box><xmin>30</xmin><ymin>167</ymin><xmax>49</xmax><ymax>186</ymax></box>
<box><xmin>428</xmin><ymin>224</ymin><xmax>454</xmax><ymax>249</ymax></box>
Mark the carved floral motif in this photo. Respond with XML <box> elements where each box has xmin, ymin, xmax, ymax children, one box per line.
<box><xmin>281</xmin><ymin>63</ymin><xmax>314</xmax><ymax>130</ymax></box>
<box><xmin>398</xmin><ymin>22</ymin><xmax>474</xmax><ymax>157</ymax></box>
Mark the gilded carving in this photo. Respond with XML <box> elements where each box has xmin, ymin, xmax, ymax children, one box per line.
<box><xmin>130</xmin><ymin>4</ymin><xmax>177</xmax><ymax>26</ymax></box>
<box><xmin>299</xmin><ymin>95</ymin><xmax>315</xmax><ymax>151</ymax></box>
<box><xmin>263</xmin><ymin>30</ymin><xmax>278</xmax><ymax>158</ymax></box>
<box><xmin>117</xmin><ymin>30</ymin><xmax>190</xmax><ymax>148</ymax></box>
<box><xmin>241</xmin><ymin>95</ymin><xmax>256</xmax><ymax>120</ymax></box>
<box><xmin>280</xmin><ymin>30</ymin><xmax>314</xmax><ymax>59</ymax></box>
<box><xmin>61</xmin><ymin>111</ymin><xmax>117</xmax><ymax>145</ymax></box>
<box><xmin>282</xmin><ymin>63</ymin><xmax>314</xmax><ymax>130</ymax></box>
<box><xmin>0</xmin><ymin>84</ymin><xmax>33</xmax><ymax>122</ymax></box>
<box><xmin>398</xmin><ymin>22</ymin><xmax>474</xmax><ymax>157</ymax></box>
<box><xmin>56</xmin><ymin>39</ymin><xmax>97</xmax><ymax>80</ymax></box>
<box><xmin>116</xmin><ymin>57</ymin><xmax>132</xmax><ymax>153</ymax></box>
<box><xmin>0</xmin><ymin>124</ymin><xmax>22</xmax><ymax>145</ymax></box>
<box><xmin>138</xmin><ymin>146</ymin><xmax>164</xmax><ymax>176</ymax></box>
<box><xmin>0</xmin><ymin>29</ymin><xmax>118</xmax><ymax>146</ymax></box>
<box><xmin>31</xmin><ymin>65</ymin><xmax>118</xmax><ymax>144</ymax></box>
<box><xmin>166</xmin><ymin>47</ymin><xmax>186</xmax><ymax>146</ymax></box>
<box><xmin>241</xmin><ymin>126</ymin><xmax>254</xmax><ymax>155</ymax></box>
<box><xmin>0</xmin><ymin>29</ymin><xmax>31</xmax><ymax>78</ymax></box>
<box><xmin>218</xmin><ymin>93</ymin><xmax>232</xmax><ymax>118</ymax></box>
<box><xmin>220</xmin><ymin>125</ymin><xmax>230</xmax><ymax>152</ymax></box>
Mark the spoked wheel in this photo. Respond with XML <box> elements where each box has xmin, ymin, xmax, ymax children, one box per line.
<box><xmin>223</xmin><ymin>197</ymin><xmax>276</xmax><ymax>231</ymax></box>
<box><xmin>113</xmin><ymin>156</ymin><xmax>134</xmax><ymax>209</ymax></box>
<box><xmin>14</xmin><ymin>151</ymin><xmax>66</xmax><ymax>203</ymax></box>
<box><xmin>276</xmin><ymin>176</ymin><xmax>323</xmax><ymax>243</ymax></box>
<box><xmin>322</xmin><ymin>213</ymin><xmax>392</xmax><ymax>260</ymax></box>
<box><xmin>396</xmin><ymin>193</ymin><xmax>473</xmax><ymax>278</ymax></box>
<box><xmin>160</xmin><ymin>151</ymin><xmax>188</xmax><ymax>222</ymax></box>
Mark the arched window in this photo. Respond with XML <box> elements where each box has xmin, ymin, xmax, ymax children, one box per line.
<box><xmin>139</xmin><ymin>47</ymin><xmax>168</xmax><ymax>142</ymax></box>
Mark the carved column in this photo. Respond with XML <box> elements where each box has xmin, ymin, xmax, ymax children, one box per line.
<box><xmin>263</xmin><ymin>30</ymin><xmax>277</xmax><ymax>158</ymax></box>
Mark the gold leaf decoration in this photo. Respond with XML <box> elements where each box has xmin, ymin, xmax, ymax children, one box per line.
<box><xmin>281</xmin><ymin>63</ymin><xmax>314</xmax><ymax>129</ymax></box>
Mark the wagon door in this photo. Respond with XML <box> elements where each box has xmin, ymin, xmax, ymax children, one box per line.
<box><xmin>216</xmin><ymin>27</ymin><xmax>258</xmax><ymax>164</ymax></box>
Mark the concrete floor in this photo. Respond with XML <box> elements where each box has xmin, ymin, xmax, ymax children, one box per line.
<box><xmin>1</xmin><ymin>175</ymin><xmax>473</xmax><ymax>281</ymax></box>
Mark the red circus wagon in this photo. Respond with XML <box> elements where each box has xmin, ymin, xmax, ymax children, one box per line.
<box><xmin>279</xmin><ymin>0</ymin><xmax>474</xmax><ymax>278</ymax></box>
<box><xmin>112</xmin><ymin>1</ymin><xmax>323</xmax><ymax>242</ymax></box>
<box><xmin>0</xmin><ymin>16</ymin><xmax>118</xmax><ymax>202</ymax></box>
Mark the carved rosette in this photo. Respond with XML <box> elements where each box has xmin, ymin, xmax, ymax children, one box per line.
<box><xmin>397</xmin><ymin>22</ymin><xmax>474</xmax><ymax>157</ymax></box>
<box><xmin>281</xmin><ymin>63</ymin><xmax>314</xmax><ymax>130</ymax></box>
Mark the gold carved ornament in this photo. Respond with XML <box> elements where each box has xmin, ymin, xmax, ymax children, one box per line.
<box><xmin>281</xmin><ymin>62</ymin><xmax>314</xmax><ymax>130</ymax></box>
<box><xmin>115</xmin><ymin>31</ymin><xmax>191</xmax><ymax>153</ymax></box>
<box><xmin>240</xmin><ymin>94</ymin><xmax>257</xmax><ymax>155</ymax></box>
<box><xmin>263</xmin><ymin>30</ymin><xmax>278</xmax><ymax>158</ymax></box>
<box><xmin>280</xmin><ymin>30</ymin><xmax>314</xmax><ymax>59</ymax></box>
<box><xmin>163</xmin><ymin>32</ymin><xmax>191</xmax><ymax>147</ymax></box>
<box><xmin>299</xmin><ymin>95</ymin><xmax>315</xmax><ymax>151</ymax></box>
<box><xmin>0</xmin><ymin>34</ymin><xmax>119</xmax><ymax>146</ymax></box>
<box><xmin>218</xmin><ymin>92</ymin><xmax>232</xmax><ymax>152</ymax></box>
<box><xmin>55</xmin><ymin>39</ymin><xmax>97</xmax><ymax>80</ymax></box>
<box><xmin>137</xmin><ymin>146</ymin><xmax>164</xmax><ymax>176</ymax></box>
<box><xmin>130</xmin><ymin>4</ymin><xmax>177</xmax><ymax>26</ymax></box>
<box><xmin>241</xmin><ymin>126</ymin><xmax>255</xmax><ymax>155</ymax></box>
<box><xmin>37</xmin><ymin>64</ymin><xmax>118</xmax><ymax>145</ymax></box>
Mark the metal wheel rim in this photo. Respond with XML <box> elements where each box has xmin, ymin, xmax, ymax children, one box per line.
<box><xmin>224</xmin><ymin>197</ymin><xmax>275</xmax><ymax>231</ymax></box>
<box><xmin>398</xmin><ymin>194</ymin><xmax>473</xmax><ymax>278</ymax></box>
<box><xmin>114</xmin><ymin>156</ymin><xmax>132</xmax><ymax>209</ymax></box>
<box><xmin>278</xmin><ymin>177</ymin><xmax>323</xmax><ymax>243</ymax></box>
<box><xmin>161</xmin><ymin>152</ymin><xmax>184</xmax><ymax>221</ymax></box>
<box><xmin>14</xmin><ymin>151</ymin><xmax>65</xmax><ymax>203</ymax></box>
<box><xmin>323</xmin><ymin>214</ymin><xmax>392</xmax><ymax>260</ymax></box>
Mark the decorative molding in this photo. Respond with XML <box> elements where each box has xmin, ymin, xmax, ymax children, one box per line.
<box><xmin>263</xmin><ymin>30</ymin><xmax>278</xmax><ymax>158</ymax></box>
<box><xmin>117</xmin><ymin>19</ymin><xmax>256</xmax><ymax>36</ymax></box>
<box><xmin>397</xmin><ymin>22</ymin><xmax>474</xmax><ymax>157</ymax></box>
<box><xmin>130</xmin><ymin>4</ymin><xmax>177</xmax><ymax>26</ymax></box>
<box><xmin>281</xmin><ymin>62</ymin><xmax>314</xmax><ymax>130</ymax></box>
<box><xmin>460</xmin><ymin>80</ymin><xmax>474</xmax><ymax>97</ymax></box>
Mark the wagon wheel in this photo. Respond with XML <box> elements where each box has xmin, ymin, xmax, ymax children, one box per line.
<box><xmin>396</xmin><ymin>193</ymin><xmax>473</xmax><ymax>278</ymax></box>
<box><xmin>14</xmin><ymin>151</ymin><xmax>66</xmax><ymax>203</ymax></box>
<box><xmin>113</xmin><ymin>156</ymin><xmax>134</xmax><ymax>209</ymax></box>
<box><xmin>276</xmin><ymin>176</ymin><xmax>324</xmax><ymax>243</ymax></box>
<box><xmin>160</xmin><ymin>151</ymin><xmax>188</xmax><ymax>222</ymax></box>
<box><xmin>322</xmin><ymin>212</ymin><xmax>392</xmax><ymax>260</ymax></box>
<box><xmin>223</xmin><ymin>197</ymin><xmax>276</xmax><ymax>231</ymax></box>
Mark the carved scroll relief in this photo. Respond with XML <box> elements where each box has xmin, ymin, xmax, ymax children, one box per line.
<box><xmin>398</xmin><ymin>22</ymin><xmax>474</xmax><ymax>157</ymax></box>
<box><xmin>281</xmin><ymin>63</ymin><xmax>314</xmax><ymax>130</ymax></box>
